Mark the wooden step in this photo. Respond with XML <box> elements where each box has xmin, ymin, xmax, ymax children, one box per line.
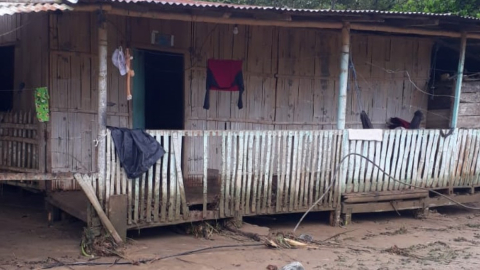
<box><xmin>343</xmin><ymin>189</ymin><xmax>428</xmax><ymax>203</ymax></box>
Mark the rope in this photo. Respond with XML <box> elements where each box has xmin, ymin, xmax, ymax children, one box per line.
<box><xmin>293</xmin><ymin>152</ymin><xmax>480</xmax><ymax>233</ymax></box>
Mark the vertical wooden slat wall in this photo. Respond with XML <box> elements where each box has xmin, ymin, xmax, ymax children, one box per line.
<box><xmin>99</xmin><ymin>128</ymin><xmax>480</xmax><ymax>227</ymax></box>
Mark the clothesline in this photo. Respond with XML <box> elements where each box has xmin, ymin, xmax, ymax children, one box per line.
<box><xmin>0</xmin><ymin>88</ymin><xmax>39</xmax><ymax>92</ymax></box>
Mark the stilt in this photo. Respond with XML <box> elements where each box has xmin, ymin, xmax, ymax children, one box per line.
<box><xmin>341</xmin><ymin>207</ymin><xmax>352</xmax><ymax>226</ymax></box>
<box><xmin>45</xmin><ymin>202</ymin><xmax>61</xmax><ymax>226</ymax></box>
<box><xmin>232</xmin><ymin>211</ymin><xmax>243</xmax><ymax>227</ymax></box>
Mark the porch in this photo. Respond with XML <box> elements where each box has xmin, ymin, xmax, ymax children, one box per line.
<box><xmin>82</xmin><ymin>128</ymin><xmax>480</xmax><ymax>229</ymax></box>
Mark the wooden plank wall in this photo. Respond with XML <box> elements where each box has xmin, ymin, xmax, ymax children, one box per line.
<box><xmin>0</xmin><ymin>14</ymin><xmax>48</xmax><ymax>182</ymax></box>
<box><xmin>48</xmin><ymin>13</ymin><xmax>433</xmax><ymax>179</ymax></box>
<box><xmin>0</xmin><ymin>13</ymin><xmax>48</xmax><ymax>111</ymax></box>
<box><xmin>345</xmin><ymin>129</ymin><xmax>480</xmax><ymax>193</ymax></box>
<box><xmin>182</xmin><ymin>24</ymin><xmax>432</xmax><ymax>175</ymax></box>
<box><xmin>458</xmin><ymin>81</ymin><xmax>480</xmax><ymax>128</ymax></box>
<box><xmin>48</xmin><ymin>13</ymin><xmax>130</xmax><ymax>190</ymax></box>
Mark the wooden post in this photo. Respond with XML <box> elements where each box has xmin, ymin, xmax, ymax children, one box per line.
<box><xmin>97</xmin><ymin>10</ymin><xmax>108</xmax><ymax>205</ymax></box>
<box><xmin>451</xmin><ymin>32</ymin><xmax>467</xmax><ymax>128</ymax></box>
<box><xmin>337</xmin><ymin>22</ymin><xmax>350</xmax><ymax>130</ymax></box>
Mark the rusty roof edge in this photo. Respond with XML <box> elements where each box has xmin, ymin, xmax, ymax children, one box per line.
<box><xmin>104</xmin><ymin>0</ymin><xmax>480</xmax><ymax>21</ymax></box>
<box><xmin>0</xmin><ymin>2</ymin><xmax>72</xmax><ymax>16</ymax></box>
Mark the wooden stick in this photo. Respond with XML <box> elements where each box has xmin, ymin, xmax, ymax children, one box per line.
<box><xmin>74</xmin><ymin>173</ymin><xmax>124</xmax><ymax>245</ymax></box>
<box><xmin>125</xmin><ymin>48</ymin><xmax>134</xmax><ymax>100</ymax></box>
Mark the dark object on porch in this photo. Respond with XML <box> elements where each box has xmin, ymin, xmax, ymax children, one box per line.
<box><xmin>360</xmin><ymin>110</ymin><xmax>373</xmax><ymax>129</ymax></box>
<box><xmin>108</xmin><ymin>127</ymin><xmax>165</xmax><ymax>179</ymax></box>
<box><xmin>204</xmin><ymin>59</ymin><xmax>245</xmax><ymax>110</ymax></box>
<box><xmin>387</xmin><ymin>110</ymin><xmax>424</xmax><ymax>129</ymax></box>
<box><xmin>409</xmin><ymin>110</ymin><xmax>424</xmax><ymax>129</ymax></box>
<box><xmin>388</xmin><ymin>117</ymin><xmax>410</xmax><ymax>129</ymax></box>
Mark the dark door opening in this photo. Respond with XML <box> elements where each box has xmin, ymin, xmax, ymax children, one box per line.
<box><xmin>0</xmin><ymin>46</ymin><xmax>15</xmax><ymax>112</ymax></box>
<box><xmin>142</xmin><ymin>50</ymin><xmax>184</xmax><ymax>130</ymax></box>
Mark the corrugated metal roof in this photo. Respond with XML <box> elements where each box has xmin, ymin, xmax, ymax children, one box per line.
<box><xmin>0</xmin><ymin>2</ymin><xmax>71</xmax><ymax>16</ymax></box>
<box><xmin>110</xmin><ymin>0</ymin><xmax>480</xmax><ymax>21</ymax></box>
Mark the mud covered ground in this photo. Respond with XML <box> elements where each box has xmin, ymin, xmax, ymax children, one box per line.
<box><xmin>1</xmin><ymin>185</ymin><xmax>480</xmax><ymax>270</ymax></box>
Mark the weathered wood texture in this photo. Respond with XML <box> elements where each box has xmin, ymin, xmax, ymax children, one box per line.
<box><xmin>458</xmin><ymin>81</ymin><xmax>480</xmax><ymax>128</ymax></box>
<box><xmin>426</xmin><ymin>110</ymin><xmax>450</xmax><ymax>129</ymax></box>
<box><xmin>48</xmin><ymin>13</ymin><xmax>130</xmax><ymax>191</ymax></box>
<box><xmin>0</xmin><ymin>13</ymin><xmax>49</xmax><ymax>111</ymax></box>
<box><xmin>0</xmin><ymin>111</ymin><xmax>45</xmax><ymax>189</ymax></box>
<box><xmin>103</xmin><ymin>129</ymin><xmax>340</xmax><ymax>227</ymax></box>
<box><xmin>180</xmin><ymin>24</ymin><xmax>432</xmax><ymax>176</ymax></box>
<box><xmin>99</xmin><ymin>128</ymin><xmax>480</xmax><ymax>227</ymax></box>
<box><xmin>344</xmin><ymin>129</ymin><xmax>480</xmax><ymax>193</ymax></box>
<box><xmin>0</xmin><ymin>111</ymin><xmax>40</xmax><ymax>172</ymax></box>
<box><xmin>47</xmin><ymin>14</ymin><xmax>432</xmax><ymax>178</ymax></box>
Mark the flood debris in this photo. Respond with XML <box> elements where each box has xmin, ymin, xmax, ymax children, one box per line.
<box><xmin>281</xmin><ymin>262</ymin><xmax>305</xmax><ymax>270</ymax></box>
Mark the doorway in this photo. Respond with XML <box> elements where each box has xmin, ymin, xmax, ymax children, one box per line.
<box><xmin>133</xmin><ymin>49</ymin><xmax>184</xmax><ymax>130</ymax></box>
<box><xmin>0</xmin><ymin>46</ymin><xmax>15</xmax><ymax>111</ymax></box>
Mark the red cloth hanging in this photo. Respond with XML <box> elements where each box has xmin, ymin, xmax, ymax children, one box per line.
<box><xmin>204</xmin><ymin>59</ymin><xmax>245</xmax><ymax>110</ymax></box>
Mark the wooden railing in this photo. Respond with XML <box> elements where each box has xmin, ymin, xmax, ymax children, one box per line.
<box><xmin>103</xmin><ymin>130</ymin><xmax>343</xmax><ymax>227</ymax></box>
<box><xmin>345</xmin><ymin>129</ymin><xmax>480</xmax><ymax>193</ymax></box>
<box><xmin>0</xmin><ymin>111</ymin><xmax>43</xmax><ymax>173</ymax></box>
<box><xmin>101</xmin><ymin>128</ymin><xmax>480</xmax><ymax>227</ymax></box>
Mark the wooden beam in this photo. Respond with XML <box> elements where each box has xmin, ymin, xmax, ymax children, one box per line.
<box><xmin>461</xmin><ymin>92</ymin><xmax>480</xmax><ymax>103</ymax></box>
<box><xmin>451</xmin><ymin>32</ymin><xmax>467</xmax><ymax>128</ymax></box>
<box><xmin>0</xmin><ymin>172</ymin><xmax>73</xmax><ymax>181</ymax></box>
<box><xmin>0</xmin><ymin>136</ymin><xmax>38</xmax><ymax>144</ymax></box>
<box><xmin>74</xmin><ymin>5</ymin><xmax>342</xmax><ymax>29</ymax></box>
<box><xmin>72</xmin><ymin>5</ymin><xmax>480</xmax><ymax>39</ymax></box>
<box><xmin>97</xmin><ymin>9</ymin><xmax>108</xmax><ymax>205</ymax></box>
<box><xmin>337</xmin><ymin>22</ymin><xmax>350</xmax><ymax>130</ymax></box>
<box><xmin>75</xmin><ymin>174</ymin><xmax>123</xmax><ymax>245</ymax></box>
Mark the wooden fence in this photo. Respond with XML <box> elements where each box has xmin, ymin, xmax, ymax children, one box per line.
<box><xmin>345</xmin><ymin>129</ymin><xmax>480</xmax><ymax>193</ymax></box>
<box><xmin>0</xmin><ymin>111</ymin><xmax>43</xmax><ymax>173</ymax></box>
<box><xmin>102</xmin><ymin>130</ymin><xmax>343</xmax><ymax>227</ymax></box>
<box><xmin>0</xmin><ymin>111</ymin><xmax>45</xmax><ymax>189</ymax></box>
<box><xmin>98</xmin><ymin>128</ymin><xmax>480</xmax><ymax>227</ymax></box>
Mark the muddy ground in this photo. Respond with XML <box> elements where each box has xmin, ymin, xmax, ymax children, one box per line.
<box><xmin>1</xmin><ymin>185</ymin><xmax>480</xmax><ymax>270</ymax></box>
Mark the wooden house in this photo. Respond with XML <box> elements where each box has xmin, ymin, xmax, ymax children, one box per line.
<box><xmin>2</xmin><ymin>0</ymin><xmax>480</xmax><ymax>239</ymax></box>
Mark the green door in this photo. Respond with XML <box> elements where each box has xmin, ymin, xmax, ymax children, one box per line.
<box><xmin>132</xmin><ymin>49</ymin><xmax>145</xmax><ymax>129</ymax></box>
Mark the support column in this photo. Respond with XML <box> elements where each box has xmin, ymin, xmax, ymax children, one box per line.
<box><xmin>97</xmin><ymin>10</ymin><xmax>108</xmax><ymax>204</ymax></box>
<box><xmin>334</xmin><ymin>23</ymin><xmax>350</xmax><ymax>227</ymax></box>
<box><xmin>88</xmin><ymin>9</ymin><xmax>108</xmax><ymax>239</ymax></box>
<box><xmin>337</xmin><ymin>22</ymin><xmax>350</xmax><ymax>130</ymax></box>
<box><xmin>451</xmin><ymin>31</ymin><xmax>467</xmax><ymax>128</ymax></box>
